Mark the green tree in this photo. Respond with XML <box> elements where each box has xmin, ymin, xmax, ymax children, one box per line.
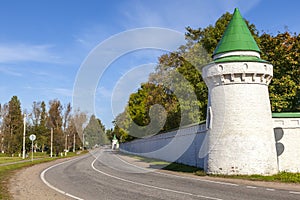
<box><xmin>83</xmin><ymin>115</ymin><xmax>108</xmax><ymax>148</ymax></box>
<box><xmin>72</xmin><ymin>109</ymin><xmax>87</xmax><ymax>149</ymax></box>
<box><xmin>0</xmin><ymin>103</ymin><xmax>8</xmax><ymax>153</ymax></box>
<box><xmin>47</xmin><ymin>99</ymin><xmax>64</xmax><ymax>154</ymax></box>
<box><xmin>2</xmin><ymin>96</ymin><xmax>23</xmax><ymax>154</ymax></box>
<box><xmin>66</xmin><ymin>116</ymin><xmax>82</xmax><ymax>152</ymax></box>
<box><xmin>260</xmin><ymin>32</ymin><xmax>300</xmax><ymax>112</ymax></box>
<box><xmin>62</xmin><ymin>103</ymin><xmax>72</xmax><ymax>151</ymax></box>
<box><xmin>28</xmin><ymin>101</ymin><xmax>49</xmax><ymax>152</ymax></box>
<box><xmin>185</xmin><ymin>12</ymin><xmax>259</xmax><ymax>55</ymax></box>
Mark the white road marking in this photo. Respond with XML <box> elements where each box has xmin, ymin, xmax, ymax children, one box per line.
<box><xmin>114</xmin><ymin>153</ymin><xmax>239</xmax><ymax>187</ymax></box>
<box><xmin>40</xmin><ymin>149</ymin><xmax>295</xmax><ymax>200</ymax></box>
<box><xmin>40</xmin><ymin>156</ymin><xmax>86</xmax><ymax>200</ymax></box>
<box><xmin>92</xmin><ymin>152</ymin><xmax>223</xmax><ymax>200</ymax></box>
<box><xmin>266</xmin><ymin>188</ymin><xmax>275</xmax><ymax>191</ymax></box>
<box><xmin>289</xmin><ymin>191</ymin><xmax>300</xmax><ymax>195</ymax></box>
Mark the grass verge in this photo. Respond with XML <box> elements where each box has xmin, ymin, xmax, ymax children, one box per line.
<box><xmin>165</xmin><ymin>164</ymin><xmax>300</xmax><ymax>183</ymax></box>
<box><xmin>121</xmin><ymin>153</ymin><xmax>205</xmax><ymax>175</ymax></box>
<box><xmin>212</xmin><ymin>172</ymin><xmax>300</xmax><ymax>183</ymax></box>
<box><xmin>0</xmin><ymin>157</ymin><xmax>24</xmax><ymax>165</ymax></box>
<box><xmin>121</xmin><ymin>153</ymin><xmax>300</xmax><ymax>183</ymax></box>
<box><xmin>0</xmin><ymin>151</ymin><xmax>87</xmax><ymax>200</ymax></box>
<box><xmin>163</xmin><ymin>162</ymin><xmax>206</xmax><ymax>175</ymax></box>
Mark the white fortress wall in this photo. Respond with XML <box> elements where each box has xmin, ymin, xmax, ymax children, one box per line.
<box><xmin>273</xmin><ymin>118</ymin><xmax>300</xmax><ymax>172</ymax></box>
<box><xmin>120</xmin><ymin>123</ymin><xmax>207</xmax><ymax>169</ymax></box>
<box><xmin>120</xmin><ymin>118</ymin><xmax>300</xmax><ymax>173</ymax></box>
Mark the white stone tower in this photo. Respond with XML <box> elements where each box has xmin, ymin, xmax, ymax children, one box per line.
<box><xmin>202</xmin><ymin>8</ymin><xmax>278</xmax><ymax>175</ymax></box>
<box><xmin>112</xmin><ymin>134</ymin><xmax>119</xmax><ymax>150</ymax></box>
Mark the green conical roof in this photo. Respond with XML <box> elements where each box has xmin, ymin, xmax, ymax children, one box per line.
<box><xmin>213</xmin><ymin>8</ymin><xmax>261</xmax><ymax>57</ymax></box>
<box><xmin>113</xmin><ymin>134</ymin><xmax>117</xmax><ymax>140</ymax></box>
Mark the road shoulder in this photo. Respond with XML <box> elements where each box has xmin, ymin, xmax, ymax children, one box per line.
<box><xmin>9</xmin><ymin>157</ymin><xmax>74</xmax><ymax>200</ymax></box>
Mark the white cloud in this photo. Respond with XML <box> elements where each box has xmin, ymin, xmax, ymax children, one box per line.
<box><xmin>118</xmin><ymin>0</ymin><xmax>262</xmax><ymax>31</ymax></box>
<box><xmin>21</xmin><ymin>86</ymin><xmax>73</xmax><ymax>98</ymax></box>
<box><xmin>0</xmin><ymin>65</ymin><xmax>22</xmax><ymax>76</ymax></box>
<box><xmin>52</xmin><ymin>88</ymin><xmax>73</xmax><ymax>97</ymax></box>
<box><xmin>0</xmin><ymin>43</ymin><xmax>62</xmax><ymax>64</ymax></box>
<box><xmin>97</xmin><ymin>86</ymin><xmax>112</xmax><ymax>98</ymax></box>
<box><xmin>73</xmin><ymin>24</ymin><xmax>116</xmax><ymax>50</ymax></box>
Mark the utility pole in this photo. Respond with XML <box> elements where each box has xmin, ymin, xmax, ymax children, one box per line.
<box><xmin>73</xmin><ymin>133</ymin><xmax>75</xmax><ymax>152</ymax></box>
<box><xmin>65</xmin><ymin>134</ymin><xmax>69</xmax><ymax>156</ymax></box>
<box><xmin>22</xmin><ymin>114</ymin><xmax>26</xmax><ymax>159</ymax></box>
<box><xmin>82</xmin><ymin>133</ymin><xmax>85</xmax><ymax>150</ymax></box>
<box><xmin>31</xmin><ymin>139</ymin><xmax>33</xmax><ymax>162</ymax></box>
<box><xmin>50</xmin><ymin>128</ymin><xmax>53</xmax><ymax>157</ymax></box>
<box><xmin>65</xmin><ymin>134</ymin><xmax>68</xmax><ymax>152</ymax></box>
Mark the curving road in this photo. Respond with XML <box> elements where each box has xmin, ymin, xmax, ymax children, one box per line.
<box><xmin>41</xmin><ymin>147</ymin><xmax>300</xmax><ymax>200</ymax></box>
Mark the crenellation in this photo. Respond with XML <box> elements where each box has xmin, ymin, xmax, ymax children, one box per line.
<box><xmin>203</xmin><ymin>71</ymin><xmax>274</xmax><ymax>86</ymax></box>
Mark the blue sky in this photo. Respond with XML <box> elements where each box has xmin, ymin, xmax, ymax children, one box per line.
<box><xmin>0</xmin><ymin>0</ymin><xmax>299</xmax><ymax>129</ymax></box>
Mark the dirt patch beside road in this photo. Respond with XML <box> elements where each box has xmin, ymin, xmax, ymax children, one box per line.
<box><xmin>9</xmin><ymin>158</ymin><xmax>73</xmax><ymax>200</ymax></box>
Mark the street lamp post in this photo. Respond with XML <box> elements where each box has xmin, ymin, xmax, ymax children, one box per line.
<box><xmin>73</xmin><ymin>133</ymin><xmax>75</xmax><ymax>152</ymax></box>
<box><xmin>65</xmin><ymin>134</ymin><xmax>68</xmax><ymax>152</ymax></box>
<box><xmin>50</xmin><ymin>128</ymin><xmax>53</xmax><ymax>157</ymax></box>
<box><xmin>22</xmin><ymin>114</ymin><xmax>26</xmax><ymax>159</ymax></box>
<box><xmin>65</xmin><ymin>134</ymin><xmax>69</xmax><ymax>155</ymax></box>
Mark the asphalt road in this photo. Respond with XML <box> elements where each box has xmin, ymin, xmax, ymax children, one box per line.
<box><xmin>41</xmin><ymin>148</ymin><xmax>300</xmax><ymax>200</ymax></box>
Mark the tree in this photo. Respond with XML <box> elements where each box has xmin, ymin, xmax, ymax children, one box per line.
<box><xmin>2</xmin><ymin>96</ymin><xmax>23</xmax><ymax>154</ymax></box>
<box><xmin>185</xmin><ymin>12</ymin><xmax>259</xmax><ymax>55</ymax></box>
<box><xmin>62</xmin><ymin>103</ymin><xmax>71</xmax><ymax>151</ymax></box>
<box><xmin>0</xmin><ymin>103</ymin><xmax>9</xmax><ymax>153</ymax></box>
<box><xmin>28</xmin><ymin>101</ymin><xmax>49</xmax><ymax>152</ymax></box>
<box><xmin>66</xmin><ymin>116</ymin><xmax>82</xmax><ymax>152</ymax></box>
<box><xmin>47</xmin><ymin>99</ymin><xmax>64</xmax><ymax>154</ymax></box>
<box><xmin>72</xmin><ymin>109</ymin><xmax>87</xmax><ymax>149</ymax></box>
<box><xmin>260</xmin><ymin>32</ymin><xmax>300</xmax><ymax>112</ymax></box>
<box><xmin>83</xmin><ymin>115</ymin><xmax>109</xmax><ymax>148</ymax></box>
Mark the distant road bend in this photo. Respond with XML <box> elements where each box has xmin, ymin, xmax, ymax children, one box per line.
<box><xmin>41</xmin><ymin>147</ymin><xmax>300</xmax><ymax>200</ymax></box>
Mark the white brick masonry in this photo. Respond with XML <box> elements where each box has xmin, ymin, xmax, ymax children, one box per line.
<box><xmin>273</xmin><ymin>118</ymin><xmax>300</xmax><ymax>172</ymax></box>
<box><xmin>202</xmin><ymin>61</ymin><xmax>278</xmax><ymax>175</ymax></box>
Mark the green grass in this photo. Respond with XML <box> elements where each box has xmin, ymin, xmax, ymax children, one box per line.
<box><xmin>162</xmin><ymin>162</ymin><xmax>300</xmax><ymax>183</ymax></box>
<box><xmin>0</xmin><ymin>157</ymin><xmax>24</xmax><ymax>165</ymax></box>
<box><xmin>0</xmin><ymin>154</ymin><xmax>14</xmax><ymax>158</ymax></box>
<box><xmin>212</xmin><ymin>172</ymin><xmax>300</xmax><ymax>183</ymax></box>
<box><xmin>0</xmin><ymin>151</ymin><xmax>87</xmax><ymax>200</ymax></box>
<box><xmin>122</xmin><ymin>153</ymin><xmax>300</xmax><ymax>183</ymax></box>
<box><xmin>163</xmin><ymin>163</ymin><xmax>300</xmax><ymax>183</ymax></box>
<box><xmin>130</xmin><ymin>155</ymin><xmax>170</xmax><ymax>165</ymax></box>
<box><xmin>163</xmin><ymin>162</ymin><xmax>206</xmax><ymax>175</ymax></box>
<box><xmin>122</xmin><ymin>153</ymin><xmax>205</xmax><ymax>174</ymax></box>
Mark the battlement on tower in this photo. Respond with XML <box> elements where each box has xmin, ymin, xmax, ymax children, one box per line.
<box><xmin>202</xmin><ymin>62</ymin><xmax>273</xmax><ymax>87</ymax></box>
